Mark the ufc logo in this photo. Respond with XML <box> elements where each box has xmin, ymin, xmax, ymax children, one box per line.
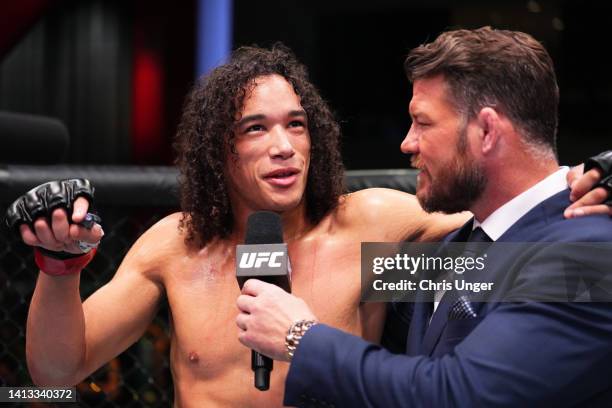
<box><xmin>239</xmin><ymin>252</ymin><xmax>283</xmax><ymax>268</ymax></box>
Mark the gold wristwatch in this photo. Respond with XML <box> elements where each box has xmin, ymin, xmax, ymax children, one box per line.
<box><xmin>285</xmin><ymin>319</ymin><xmax>318</xmax><ymax>361</ymax></box>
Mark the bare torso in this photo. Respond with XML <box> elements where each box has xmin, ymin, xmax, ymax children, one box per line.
<box><xmin>165</xmin><ymin>217</ymin><xmax>373</xmax><ymax>407</ymax></box>
<box><xmin>103</xmin><ymin>189</ymin><xmax>464</xmax><ymax>407</ymax></box>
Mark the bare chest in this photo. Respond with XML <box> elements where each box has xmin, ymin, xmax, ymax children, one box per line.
<box><xmin>163</xmin><ymin>237</ymin><xmax>363</xmax><ymax>383</ymax></box>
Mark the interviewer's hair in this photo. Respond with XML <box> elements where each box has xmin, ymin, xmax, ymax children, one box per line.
<box><xmin>405</xmin><ymin>26</ymin><xmax>559</xmax><ymax>152</ymax></box>
<box><xmin>174</xmin><ymin>44</ymin><xmax>344</xmax><ymax>246</ymax></box>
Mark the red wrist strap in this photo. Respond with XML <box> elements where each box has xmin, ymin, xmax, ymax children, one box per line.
<box><xmin>34</xmin><ymin>248</ymin><xmax>97</xmax><ymax>276</ymax></box>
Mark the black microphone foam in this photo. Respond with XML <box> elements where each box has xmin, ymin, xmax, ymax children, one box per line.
<box><xmin>245</xmin><ymin>211</ymin><xmax>283</xmax><ymax>245</ymax></box>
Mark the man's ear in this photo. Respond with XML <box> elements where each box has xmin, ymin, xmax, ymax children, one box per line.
<box><xmin>477</xmin><ymin>107</ymin><xmax>501</xmax><ymax>155</ymax></box>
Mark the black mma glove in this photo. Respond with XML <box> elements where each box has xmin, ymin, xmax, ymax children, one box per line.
<box><xmin>584</xmin><ymin>151</ymin><xmax>612</xmax><ymax>206</ymax></box>
<box><xmin>5</xmin><ymin>179</ymin><xmax>101</xmax><ymax>260</ymax></box>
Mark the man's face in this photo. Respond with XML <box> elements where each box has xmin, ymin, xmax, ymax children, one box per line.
<box><xmin>400</xmin><ymin>75</ymin><xmax>486</xmax><ymax>214</ymax></box>
<box><xmin>225</xmin><ymin>74</ymin><xmax>311</xmax><ymax>215</ymax></box>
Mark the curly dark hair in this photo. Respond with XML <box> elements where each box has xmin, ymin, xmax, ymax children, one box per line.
<box><xmin>174</xmin><ymin>44</ymin><xmax>345</xmax><ymax>247</ymax></box>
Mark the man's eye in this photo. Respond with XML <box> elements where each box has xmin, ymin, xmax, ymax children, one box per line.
<box><xmin>246</xmin><ymin>124</ymin><xmax>265</xmax><ymax>133</ymax></box>
<box><xmin>288</xmin><ymin>120</ymin><xmax>305</xmax><ymax>128</ymax></box>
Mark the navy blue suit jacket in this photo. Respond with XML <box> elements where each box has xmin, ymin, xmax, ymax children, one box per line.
<box><xmin>284</xmin><ymin>189</ymin><xmax>612</xmax><ymax>407</ymax></box>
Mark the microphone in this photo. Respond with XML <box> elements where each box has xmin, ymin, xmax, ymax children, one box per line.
<box><xmin>236</xmin><ymin>211</ymin><xmax>291</xmax><ymax>391</ymax></box>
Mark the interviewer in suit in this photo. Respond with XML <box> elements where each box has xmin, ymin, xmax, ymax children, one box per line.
<box><xmin>236</xmin><ymin>26</ymin><xmax>612</xmax><ymax>407</ymax></box>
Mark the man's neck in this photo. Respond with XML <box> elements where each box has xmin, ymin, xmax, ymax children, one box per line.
<box><xmin>470</xmin><ymin>157</ymin><xmax>560</xmax><ymax>222</ymax></box>
<box><xmin>230</xmin><ymin>201</ymin><xmax>311</xmax><ymax>244</ymax></box>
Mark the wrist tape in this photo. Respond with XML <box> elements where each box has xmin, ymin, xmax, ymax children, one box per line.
<box><xmin>34</xmin><ymin>247</ymin><xmax>97</xmax><ymax>276</ymax></box>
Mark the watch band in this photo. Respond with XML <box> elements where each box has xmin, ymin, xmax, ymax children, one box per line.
<box><xmin>286</xmin><ymin>319</ymin><xmax>318</xmax><ymax>361</ymax></box>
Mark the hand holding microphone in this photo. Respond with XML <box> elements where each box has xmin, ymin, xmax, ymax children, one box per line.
<box><xmin>237</xmin><ymin>279</ymin><xmax>317</xmax><ymax>361</ymax></box>
<box><xmin>235</xmin><ymin>211</ymin><xmax>316</xmax><ymax>390</ymax></box>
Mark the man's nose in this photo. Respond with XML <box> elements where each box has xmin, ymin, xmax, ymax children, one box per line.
<box><xmin>269</xmin><ymin>127</ymin><xmax>295</xmax><ymax>159</ymax></box>
<box><xmin>400</xmin><ymin>126</ymin><xmax>419</xmax><ymax>154</ymax></box>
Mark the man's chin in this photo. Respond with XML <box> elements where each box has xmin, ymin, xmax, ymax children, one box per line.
<box><xmin>417</xmin><ymin>190</ymin><xmax>463</xmax><ymax>214</ymax></box>
<box><xmin>421</xmin><ymin>195</ymin><xmax>475</xmax><ymax>214</ymax></box>
<box><xmin>415</xmin><ymin>189</ymin><xmax>433</xmax><ymax>212</ymax></box>
<box><xmin>416</xmin><ymin>193</ymin><xmax>436</xmax><ymax>213</ymax></box>
<box><xmin>262</xmin><ymin>195</ymin><xmax>304</xmax><ymax>214</ymax></box>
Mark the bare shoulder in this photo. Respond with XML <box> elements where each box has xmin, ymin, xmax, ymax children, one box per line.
<box><xmin>333</xmin><ymin>188</ymin><xmax>470</xmax><ymax>242</ymax></box>
<box><xmin>343</xmin><ymin>188</ymin><xmax>421</xmax><ymax>214</ymax></box>
<box><xmin>332</xmin><ymin>188</ymin><xmax>424</xmax><ymax>241</ymax></box>
<box><xmin>113</xmin><ymin>212</ymin><xmax>188</xmax><ymax>281</ymax></box>
<box><xmin>132</xmin><ymin>212</ymin><xmax>185</xmax><ymax>253</ymax></box>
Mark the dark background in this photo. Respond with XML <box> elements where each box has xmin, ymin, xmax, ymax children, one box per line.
<box><xmin>1</xmin><ymin>0</ymin><xmax>610</xmax><ymax>169</ymax></box>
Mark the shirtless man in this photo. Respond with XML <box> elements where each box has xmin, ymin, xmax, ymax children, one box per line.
<box><xmin>12</xmin><ymin>44</ymin><xmax>611</xmax><ymax>407</ymax></box>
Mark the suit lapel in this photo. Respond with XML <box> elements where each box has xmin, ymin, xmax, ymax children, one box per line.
<box><xmin>420</xmin><ymin>291</ymin><xmax>457</xmax><ymax>355</ymax></box>
<box><xmin>405</xmin><ymin>295</ymin><xmax>432</xmax><ymax>355</ymax></box>
<box><xmin>410</xmin><ymin>220</ymin><xmax>474</xmax><ymax>356</ymax></box>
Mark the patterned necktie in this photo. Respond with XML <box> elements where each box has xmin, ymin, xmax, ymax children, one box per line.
<box><xmin>409</xmin><ymin>225</ymin><xmax>494</xmax><ymax>355</ymax></box>
<box><xmin>434</xmin><ymin>227</ymin><xmax>492</xmax><ymax>305</ymax></box>
<box><xmin>447</xmin><ymin>227</ymin><xmax>493</xmax><ymax>319</ymax></box>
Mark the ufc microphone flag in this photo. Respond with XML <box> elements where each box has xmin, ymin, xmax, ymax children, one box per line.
<box><xmin>236</xmin><ymin>243</ymin><xmax>291</xmax><ymax>292</ymax></box>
